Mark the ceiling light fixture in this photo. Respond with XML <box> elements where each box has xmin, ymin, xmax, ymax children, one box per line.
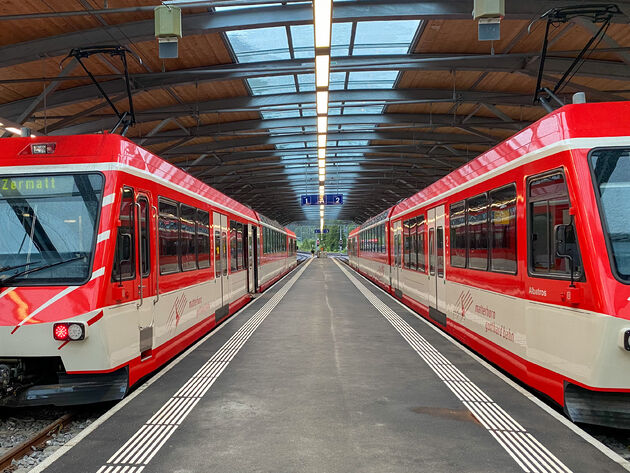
<box><xmin>317</xmin><ymin>134</ymin><xmax>326</xmax><ymax>148</ymax></box>
<box><xmin>313</xmin><ymin>0</ymin><xmax>332</xmax><ymax>49</ymax></box>
<box><xmin>317</xmin><ymin>115</ymin><xmax>327</xmax><ymax>134</ymax></box>
<box><xmin>315</xmin><ymin>54</ymin><xmax>330</xmax><ymax>88</ymax></box>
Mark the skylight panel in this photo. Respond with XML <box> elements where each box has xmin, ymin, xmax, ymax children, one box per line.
<box><xmin>347</xmin><ymin>71</ymin><xmax>399</xmax><ymax>89</ymax></box>
<box><xmin>248</xmin><ymin>75</ymin><xmax>296</xmax><ymax>95</ymax></box>
<box><xmin>260</xmin><ymin>105</ymin><xmax>301</xmax><ymax>119</ymax></box>
<box><xmin>341</xmin><ymin>105</ymin><xmax>384</xmax><ymax>115</ymax></box>
<box><xmin>226</xmin><ymin>27</ymin><xmax>291</xmax><ymax>63</ymax></box>
<box><xmin>353</xmin><ymin>20</ymin><xmax>421</xmax><ymax>55</ymax></box>
<box><xmin>276</xmin><ymin>142</ymin><xmax>306</xmax><ymax>149</ymax></box>
<box><xmin>290</xmin><ymin>25</ymin><xmax>315</xmax><ymax>59</ymax></box>
<box><xmin>331</xmin><ymin>22</ymin><xmax>352</xmax><ymax>57</ymax></box>
<box><xmin>329</xmin><ymin>72</ymin><xmax>346</xmax><ymax>91</ymax></box>
<box><xmin>214</xmin><ymin>3</ymin><xmax>282</xmax><ymax>11</ymax></box>
<box><xmin>338</xmin><ymin>140</ymin><xmax>369</xmax><ymax>147</ymax></box>
<box><xmin>297</xmin><ymin>74</ymin><xmax>315</xmax><ymax>92</ymax></box>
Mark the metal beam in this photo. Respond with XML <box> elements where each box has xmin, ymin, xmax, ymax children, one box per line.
<box><xmin>48</xmin><ymin>88</ymin><xmax>541</xmax><ymax>135</ymax></box>
<box><xmin>5</xmin><ymin>1</ymin><xmax>616</xmax><ymax>69</ymax></box>
<box><xmin>5</xmin><ymin>53</ymin><xmax>629</xmax><ymax>120</ymax></box>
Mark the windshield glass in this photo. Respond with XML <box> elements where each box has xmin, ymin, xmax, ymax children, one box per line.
<box><xmin>590</xmin><ymin>149</ymin><xmax>630</xmax><ymax>281</ymax></box>
<box><xmin>0</xmin><ymin>173</ymin><xmax>104</xmax><ymax>285</ymax></box>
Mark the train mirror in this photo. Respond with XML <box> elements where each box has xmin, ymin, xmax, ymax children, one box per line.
<box><xmin>554</xmin><ymin>223</ymin><xmax>578</xmax><ymax>260</ymax></box>
<box><xmin>118</xmin><ymin>232</ymin><xmax>133</xmax><ymax>264</ymax></box>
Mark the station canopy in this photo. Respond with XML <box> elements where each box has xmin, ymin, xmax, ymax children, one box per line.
<box><xmin>1</xmin><ymin>0</ymin><xmax>630</xmax><ymax>223</ymax></box>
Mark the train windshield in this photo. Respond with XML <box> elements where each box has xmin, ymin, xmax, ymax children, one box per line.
<box><xmin>590</xmin><ymin>149</ymin><xmax>630</xmax><ymax>281</ymax></box>
<box><xmin>0</xmin><ymin>173</ymin><xmax>104</xmax><ymax>285</ymax></box>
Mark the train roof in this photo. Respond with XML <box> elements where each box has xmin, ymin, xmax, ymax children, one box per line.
<box><xmin>390</xmin><ymin>101</ymin><xmax>630</xmax><ymax>220</ymax></box>
<box><xmin>0</xmin><ymin>133</ymin><xmax>264</xmax><ymax>223</ymax></box>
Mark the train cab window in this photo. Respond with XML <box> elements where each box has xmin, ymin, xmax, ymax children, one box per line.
<box><xmin>158</xmin><ymin>199</ymin><xmax>180</xmax><ymax>275</ymax></box>
<box><xmin>196</xmin><ymin>210</ymin><xmax>211</xmax><ymax>269</ymax></box>
<box><xmin>528</xmin><ymin>172</ymin><xmax>582</xmax><ymax>277</ymax></box>
<box><xmin>180</xmin><ymin>205</ymin><xmax>197</xmax><ymax>271</ymax></box>
<box><xmin>450</xmin><ymin>201</ymin><xmax>467</xmax><ymax>268</ymax></box>
<box><xmin>467</xmin><ymin>194</ymin><xmax>489</xmax><ymax>271</ymax></box>
<box><xmin>590</xmin><ymin>148</ymin><xmax>630</xmax><ymax>281</ymax></box>
<box><xmin>490</xmin><ymin>185</ymin><xmax>517</xmax><ymax>273</ymax></box>
<box><xmin>137</xmin><ymin>196</ymin><xmax>150</xmax><ymax>277</ymax></box>
<box><xmin>112</xmin><ymin>187</ymin><xmax>135</xmax><ymax>281</ymax></box>
<box><xmin>417</xmin><ymin>215</ymin><xmax>426</xmax><ymax>273</ymax></box>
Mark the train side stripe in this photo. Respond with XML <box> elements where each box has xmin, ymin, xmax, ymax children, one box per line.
<box><xmin>0</xmin><ymin>287</ymin><xmax>15</xmax><ymax>299</ymax></box>
<box><xmin>334</xmin><ymin>258</ymin><xmax>573</xmax><ymax>473</ymax></box>
<box><xmin>97</xmin><ymin>230</ymin><xmax>111</xmax><ymax>244</ymax></box>
<box><xmin>101</xmin><ymin>193</ymin><xmax>115</xmax><ymax>207</ymax></box>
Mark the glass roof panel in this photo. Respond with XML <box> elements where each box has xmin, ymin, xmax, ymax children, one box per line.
<box><xmin>214</xmin><ymin>3</ymin><xmax>283</xmax><ymax>11</ymax></box>
<box><xmin>276</xmin><ymin>142</ymin><xmax>306</xmax><ymax>149</ymax></box>
<box><xmin>329</xmin><ymin>72</ymin><xmax>346</xmax><ymax>91</ymax></box>
<box><xmin>297</xmin><ymin>74</ymin><xmax>315</xmax><ymax>92</ymax></box>
<box><xmin>353</xmin><ymin>20</ymin><xmax>421</xmax><ymax>55</ymax></box>
<box><xmin>248</xmin><ymin>75</ymin><xmax>296</xmax><ymax>95</ymax></box>
<box><xmin>338</xmin><ymin>140</ymin><xmax>369</xmax><ymax>147</ymax></box>
<box><xmin>347</xmin><ymin>71</ymin><xmax>399</xmax><ymax>89</ymax></box>
<box><xmin>226</xmin><ymin>27</ymin><xmax>291</xmax><ymax>63</ymax></box>
<box><xmin>331</xmin><ymin>22</ymin><xmax>352</xmax><ymax>57</ymax></box>
<box><xmin>290</xmin><ymin>25</ymin><xmax>315</xmax><ymax>59</ymax></box>
<box><xmin>342</xmin><ymin>105</ymin><xmax>384</xmax><ymax>115</ymax></box>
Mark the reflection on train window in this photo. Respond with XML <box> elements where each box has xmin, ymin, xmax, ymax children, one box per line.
<box><xmin>437</xmin><ymin>226</ymin><xmax>444</xmax><ymax>277</ymax></box>
<box><xmin>138</xmin><ymin>196</ymin><xmax>150</xmax><ymax>277</ymax></box>
<box><xmin>113</xmin><ymin>187</ymin><xmax>136</xmax><ymax>281</ymax></box>
<box><xmin>450</xmin><ymin>201</ymin><xmax>467</xmax><ymax>268</ymax></box>
<box><xmin>196</xmin><ymin>210</ymin><xmax>211</xmax><ymax>269</ymax></box>
<box><xmin>230</xmin><ymin>221</ymin><xmax>238</xmax><ymax>272</ymax></box>
<box><xmin>528</xmin><ymin>172</ymin><xmax>582</xmax><ymax>277</ymax></box>
<box><xmin>429</xmin><ymin>227</ymin><xmax>435</xmax><ymax>275</ymax></box>
<box><xmin>467</xmin><ymin>193</ymin><xmax>489</xmax><ymax>271</ymax></box>
<box><xmin>180</xmin><ymin>204</ymin><xmax>197</xmax><ymax>271</ymax></box>
<box><xmin>490</xmin><ymin>185</ymin><xmax>517</xmax><ymax>273</ymax></box>
<box><xmin>417</xmin><ymin>215</ymin><xmax>426</xmax><ymax>273</ymax></box>
<box><xmin>590</xmin><ymin>149</ymin><xmax>630</xmax><ymax>281</ymax></box>
<box><xmin>158</xmin><ymin>199</ymin><xmax>180</xmax><ymax>274</ymax></box>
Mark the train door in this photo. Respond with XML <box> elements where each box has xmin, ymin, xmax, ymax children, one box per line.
<box><xmin>427</xmin><ymin>205</ymin><xmax>447</xmax><ymax>326</ymax></box>
<box><xmin>213</xmin><ymin>212</ymin><xmax>229</xmax><ymax>320</ymax></box>
<box><xmin>391</xmin><ymin>220</ymin><xmax>402</xmax><ymax>297</ymax></box>
<box><xmin>135</xmin><ymin>193</ymin><xmax>155</xmax><ymax>359</ymax></box>
<box><xmin>111</xmin><ymin>188</ymin><xmax>155</xmax><ymax>359</ymax></box>
<box><xmin>248</xmin><ymin>224</ymin><xmax>259</xmax><ymax>293</ymax></box>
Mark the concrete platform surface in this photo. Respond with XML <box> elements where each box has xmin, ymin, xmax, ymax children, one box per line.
<box><xmin>38</xmin><ymin>258</ymin><xmax>628</xmax><ymax>473</ymax></box>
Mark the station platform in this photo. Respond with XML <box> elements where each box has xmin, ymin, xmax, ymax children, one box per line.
<box><xmin>39</xmin><ymin>258</ymin><xmax>628</xmax><ymax>473</ymax></box>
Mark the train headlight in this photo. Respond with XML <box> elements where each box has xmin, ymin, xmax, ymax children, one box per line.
<box><xmin>53</xmin><ymin>322</ymin><xmax>85</xmax><ymax>341</ymax></box>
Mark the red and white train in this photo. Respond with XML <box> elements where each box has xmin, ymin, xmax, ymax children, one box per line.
<box><xmin>349</xmin><ymin>102</ymin><xmax>630</xmax><ymax>428</ymax></box>
<box><xmin>0</xmin><ymin>134</ymin><xmax>297</xmax><ymax>407</ymax></box>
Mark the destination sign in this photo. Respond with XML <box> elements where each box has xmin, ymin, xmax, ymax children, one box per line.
<box><xmin>0</xmin><ymin>175</ymin><xmax>78</xmax><ymax>197</ymax></box>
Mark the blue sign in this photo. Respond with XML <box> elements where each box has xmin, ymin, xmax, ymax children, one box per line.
<box><xmin>300</xmin><ymin>194</ymin><xmax>343</xmax><ymax>206</ymax></box>
<box><xmin>314</xmin><ymin>229</ymin><xmax>330</xmax><ymax>234</ymax></box>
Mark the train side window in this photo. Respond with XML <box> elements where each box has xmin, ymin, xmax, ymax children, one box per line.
<box><xmin>230</xmin><ymin>221</ymin><xmax>238</xmax><ymax>272</ymax></box>
<box><xmin>180</xmin><ymin>204</ymin><xmax>197</xmax><ymax>271</ymax></box>
<box><xmin>429</xmin><ymin>227</ymin><xmax>436</xmax><ymax>275</ymax></box>
<box><xmin>528</xmin><ymin>172</ymin><xmax>582</xmax><ymax>277</ymax></box>
<box><xmin>112</xmin><ymin>187</ymin><xmax>135</xmax><ymax>281</ymax></box>
<box><xmin>137</xmin><ymin>196</ymin><xmax>150</xmax><ymax>277</ymax></box>
<box><xmin>403</xmin><ymin>220</ymin><xmax>411</xmax><ymax>268</ymax></box>
<box><xmin>158</xmin><ymin>199</ymin><xmax>180</xmax><ymax>275</ymax></box>
<box><xmin>417</xmin><ymin>215</ymin><xmax>426</xmax><ymax>273</ymax></box>
<box><xmin>490</xmin><ymin>185</ymin><xmax>517</xmax><ymax>273</ymax></box>
<box><xmin>237</xmin><ymin>223</ymin><xmax>244</xmax><ymax>270</ymax></box>
<box><xmin>410</xmin><ymin>218</ymin><xmax>417</xmax><ymax>270</ymax></box>
<box><xmin>437</xmin><ymin>226</ymin><xmax>444</xmax><ymax>277</ymax></box>
<box><xmin>215</xmin><ymin>227</ymin><xmax>221</xmax><ymax>278</ymax></box>
<box><xmin>196</xmin><ymin>210</ymin><xmax>211</xmax><ymax>269</ymax></box>
<box><xmin>467</xmin><ymin>193</ymin><xmax>489</xmax><ymax>271</ymax></box>
<box><xmin>450</xmin><ymin>201</ymin><xmax>467</xmax><ymax>268</ymax></box>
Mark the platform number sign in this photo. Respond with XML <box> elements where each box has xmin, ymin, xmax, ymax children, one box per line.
<box><xmin>300</xmin><ymin>194</ymin><xmax>343</xmax><ymax>206</ymax></box>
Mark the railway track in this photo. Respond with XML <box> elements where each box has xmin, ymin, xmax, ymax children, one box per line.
<box><xmin>0</xmin><ymin>413</ymin><xmax>73</xmax><ymax>472</ymax></box>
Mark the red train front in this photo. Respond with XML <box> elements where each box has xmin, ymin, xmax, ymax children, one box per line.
<box><xmin>0</xmin><ymin>134</ymin><xmax>297</xmax><ymax>406</ymax></box>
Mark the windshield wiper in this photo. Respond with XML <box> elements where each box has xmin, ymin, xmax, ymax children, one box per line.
<box><xmin>0</xmin><ymin>261</ymin><xmax>42</xmax><ymax>273</ymax></box>
<box><xmin>0</xmin><ymin>255</ymin><xmax>86</xmax><ymax>286</ymax></box>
